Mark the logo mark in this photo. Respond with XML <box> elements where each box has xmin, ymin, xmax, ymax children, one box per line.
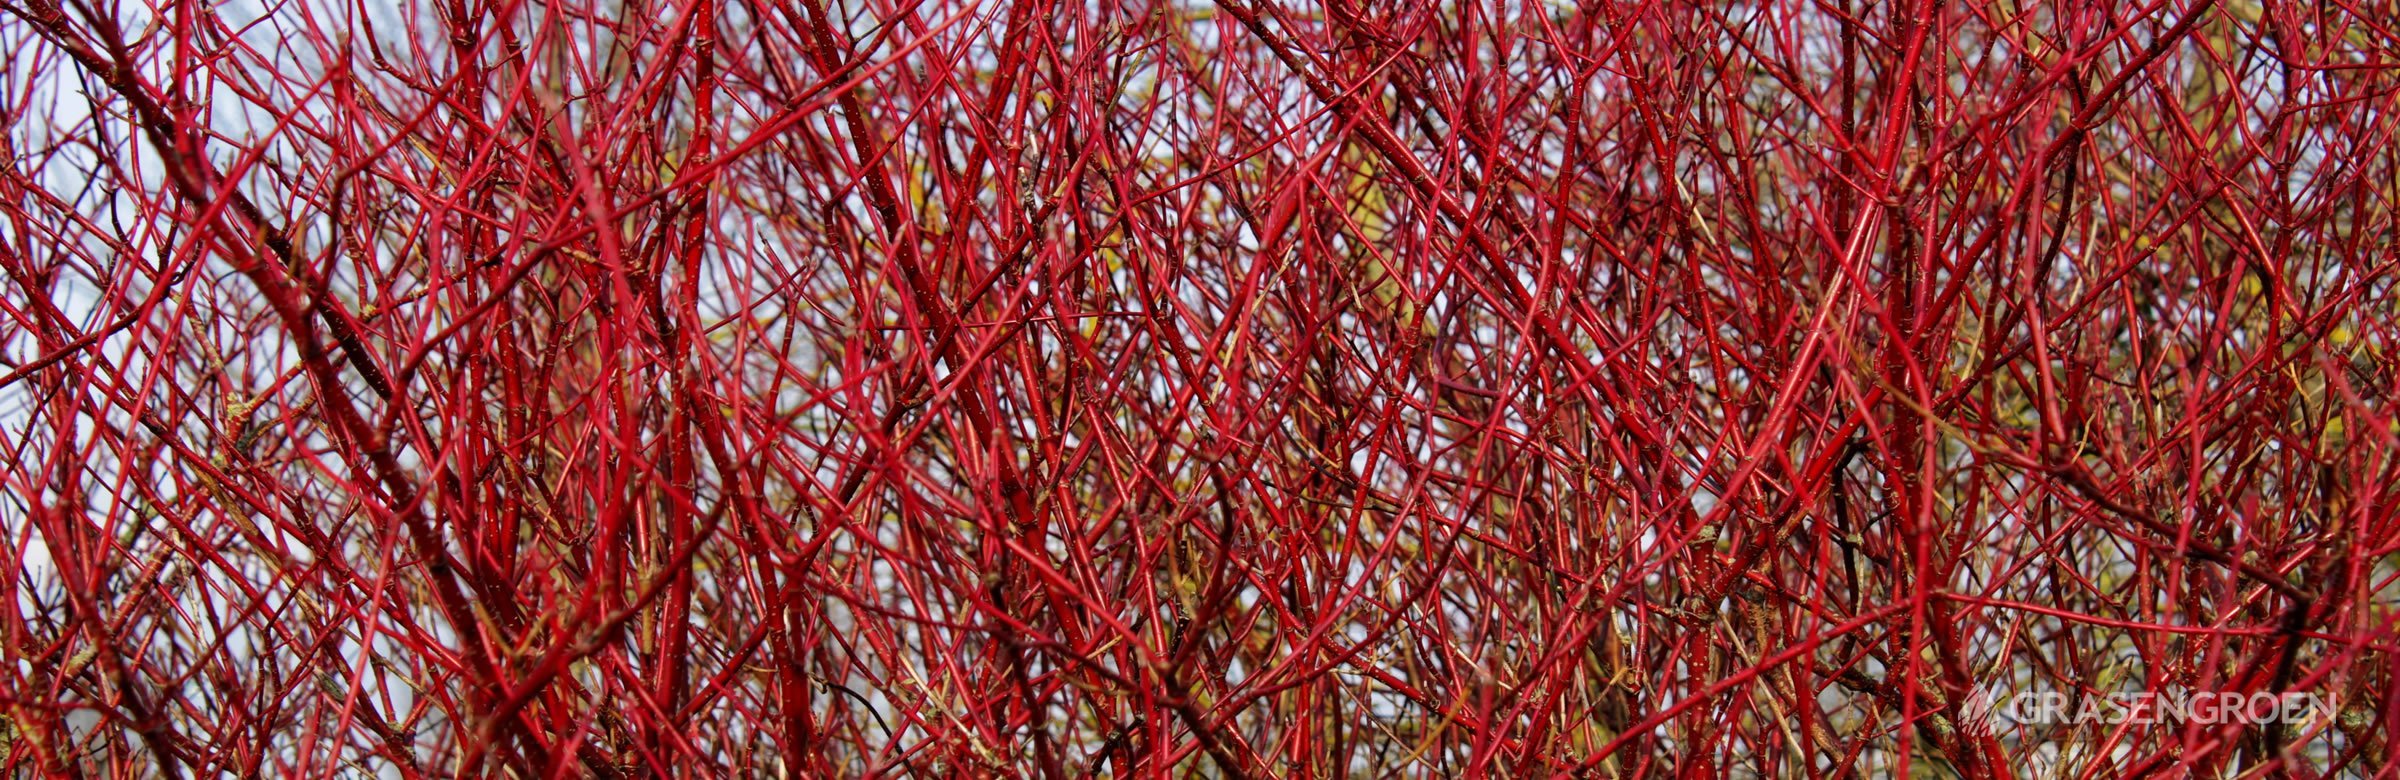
<box><xmin>1955</xmin><ymin>683</ymin><xmax>2003</xmax><ymax>736</ymax></box>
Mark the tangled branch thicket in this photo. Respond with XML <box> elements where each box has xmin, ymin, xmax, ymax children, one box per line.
<box><xmin>3</xmin><ymin>0</ymin><xmax>2399</xmax><ymax>775</ymax></box>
